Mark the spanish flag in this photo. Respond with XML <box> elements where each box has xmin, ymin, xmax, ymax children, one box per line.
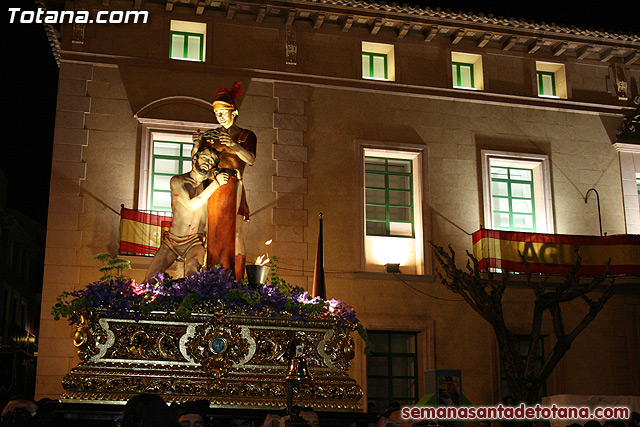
<box><xmin>472</xmin><ymin>229</ymin><xmax>640</xmax><ymax>276</ymax></box>
<box><xmin>118</xmin><ymin>207</ymin><xmax>172</xmax><ymax>256</ymax></box>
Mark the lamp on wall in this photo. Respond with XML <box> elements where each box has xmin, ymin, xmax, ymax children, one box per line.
<box><xmin>385</xmin><ymin>263</ymin><xmax>401</xmax><ymax>274</ymax></box>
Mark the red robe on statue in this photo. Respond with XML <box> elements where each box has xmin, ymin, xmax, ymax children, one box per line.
<box><xmin>203</xmin><ymin>126</ymin><xmax>256</xmax><ymax>279</ymax></box>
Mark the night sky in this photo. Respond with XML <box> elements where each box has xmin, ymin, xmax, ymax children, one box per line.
<box><xmin>3</xmin><ymin>0</ymin><xmax>638</xmax><ymax>227</ymax></box>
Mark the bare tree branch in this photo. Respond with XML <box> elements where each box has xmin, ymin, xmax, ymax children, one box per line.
<box><xmin>431</xmin><ymin>241</ymin><xmax>617</xmax><ymax>403</ymax></box>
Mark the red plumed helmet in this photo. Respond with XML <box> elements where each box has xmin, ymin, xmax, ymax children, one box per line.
<box><xmin>213</xmin><ymin>81</ymin><xmax>242</xmax><ymax>110</ymax></box>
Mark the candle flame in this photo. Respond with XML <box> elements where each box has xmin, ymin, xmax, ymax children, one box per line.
<box><xmin>255</xmin><ymin>254</ymin><xmax>270</xmax><ymax>266</ymax></box>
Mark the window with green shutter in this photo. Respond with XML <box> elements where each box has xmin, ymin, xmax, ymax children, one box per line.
<box><xmin>151</xmin><ymin>140</ymin><xmax>193</xmax><ymax>211</ymax></box>
<box><xmin>367</xmin><ymin>331</ymin><xmax>419</xmax><ymax>411</ymax></box>
<box><xmin>491</xmin><ymin>166</ymin><xmax>536</xmax><ymax>232</ymax></box>
<box><xmin>452</xmin><ymin>62</ymin><xmax>474</xmax><ymax>89</ymax></box>
<box><xmin>365</xmin><ymin>157</ymin><xmax>413</xmax><ymax>237</ymax></box>
<box><xmin>362</xmin><ymin>52</ymin><xmax>388</xmax><ymax>80</ymax></box>
<box><xmin>537</xmin><ymin>71</ymin><xmax>557</xmax><ymax>97</ymax></box>
<box><xmin>170</xmin><ymin>31</ymin><xmax>204</xmax><ymax>61</ymax></box>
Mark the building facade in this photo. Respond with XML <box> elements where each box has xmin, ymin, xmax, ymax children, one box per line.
<box><xmin>37</xmin><ymin>0</ymin><xmax>640</xmax><ymax>405</ymax></box>
<box><xmin>1</xmin><ymin>170</ymin><xmax>44</xmax><ymax>402</ymax></box>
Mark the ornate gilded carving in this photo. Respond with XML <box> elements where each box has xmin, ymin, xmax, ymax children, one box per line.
<box><xmin>185</xmin><ymin>312</ymin><xmax>250</xmax><ymax>377</ymax></box>
<box><xmin>323</xmin><ymin>330</ymin><xmax>355</xmax><ymax>373</ymax></box>
<box><xmin>73</xmin><ymin>309</ymin><xmax>107</xmax><ymax>362</ymax></box>
<box><xmin>101</xmin><ymin>322</ymin><xmax>188</xmax><ymax>361</ymax></box>
<box><xmin>62</xmin><ymin>310</ymin><xmax>363</xmax><ymax>410</ymax></box>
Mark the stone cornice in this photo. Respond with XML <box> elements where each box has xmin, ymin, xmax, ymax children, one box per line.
<box><xmin>47</xmin><ymin>0</ymin><xmax>640</xmax><ymax>66</ymax></box>
<box><xmin>60</xmin><ymin>53</ymin><xmax>636</xmax><ymax>117</ymax></box>
<box><xmin>161</xmin><ymin>0</ymin><xmax>639</xmax><ymax>63</ymax></box>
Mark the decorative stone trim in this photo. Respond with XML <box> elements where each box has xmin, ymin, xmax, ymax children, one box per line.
<box><xmin>272</xmin><ymin>83</ymin><xmax>309</xmax><ymax>275</ymax></box>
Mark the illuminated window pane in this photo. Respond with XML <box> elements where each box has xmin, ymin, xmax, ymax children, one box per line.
<box><xmin>453</xmin><ymin>62</ymin><xmax>474</xmax><ymax>88</ymax></box>
<box><xmin>512</xmin><ymin>199</ymin><xmax>533</xmax><ymax>214</ymax></box>
<box><xmin>364</xmin><ymin>157</ymin><xmax>413</xmax><ymax>237</ymax></box>
<box><xmin>372</xmin><ymin>56</ymin><xmax>386</xmax><ymax>79</ymax></box>
<box><xmin>155</xmin><ymin>158</ymin><xmax>180</xmax><ymax>175</ymax></box>
<box><xmin>511</xmin><ymin>183</ymin><xmax>532</xmax><ymax>198</ymax></box>
<box><xmin>152</xmin><ymin>191</ymin><xmax>171</xmax><ymax>210</ymax></box>
<box><xmin>537</xmin><ymin>71</ymin><xmax>556</xmax><ymax>97</ymax></box>
<box><xmin>389</xmin><ymin>222</ymin><xmax>412</xmax><ymax>236</ymax></box>
<box><xmin>493</xmin><ymin>212</ymin><xmax>511</xmax><ymax>229</ymax></box>
<box><xmin>186</xmin><ymin>35</ymin><xmax>201</xmax><ymax>60</ymax></box>
<box><xmin>493</xmin><ymin>197</ymin><xmax>510</xmax><ymax>212</ymax></box>
<box><xmin>509</xmin><ymin>168</ymin><xmax>532</xmax><ymax>181</ymax></box>
<box><xmin>362</xmin><ymin>52</ymin><xmax>387</xmax><ymax>80</ymax></box>
<box><xmin>513</xmin><ymin>214</ymin><xmax>534</xmax><ymax>230</ymax></box>
<box><xmin>459</xmin><ymin>66</ymin><xmax>472</xmax><ymax>87</ymax></box>
<box><xmin>154</xmin><ymin>141</ymin><xmax>181</xmax><ymax>156</ymax></box>
<box><xmin>491</xmin><ymin>167</ymin><xmax>508</xmax><ymax>179</ymax></box>
<box><xmin>492</xmin><ymin>181</ymin><xmax>508</xmax><ymax>197</ymax></box>
<box><xmin>153</xmin><ymin>175</ymin><xmax>172</xmax><ymax>191</ymax></box>
<box><xmin>491</xmin><ymin>166</ymin><xmax>535</xmax><ymax>232</ymax></box>
<box><xmin>170</xmin><ymin>34</ymin><xmax>185</xmax><ymax>59</ymax></box>
<box><xmin>362</xmin><ymin>54</ymin><xmax>370</xmax><ymax>78</ymax></box>
<box><xmin>170</xmin><ymin>31</ymin><xmax>203</xmax><ymax>62</ymax></box>
<box><xmin>151</xmin><ymin>139</ymin><xmax>193</xmax><ymax>211</ymax></box>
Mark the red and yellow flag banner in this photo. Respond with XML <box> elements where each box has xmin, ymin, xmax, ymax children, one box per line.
<box><xmin>119</xmin><ymin>207</ymin><xmax>172</xmax><ymax>256</ymax></box>
<box><xmin>472</xmin><ymin>229</ymin><xmax>640</xmax><ymax>276</ymax></box>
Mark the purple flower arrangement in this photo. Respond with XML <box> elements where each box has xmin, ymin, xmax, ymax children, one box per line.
<box><xmin>51</xmin><ymin>266</ymin><xmax>359</xmax><ymax>328</ymax></box>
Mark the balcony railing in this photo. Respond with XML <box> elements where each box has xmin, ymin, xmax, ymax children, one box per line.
<box><xmin>118</xmin><ymin>206</ymin><xmax>172</xmax><ymax>257</ymax></box>
<box><xmin>472</xmin><ymin>229</ymin><xmax>640</xmax><ymax>276</ymax></box>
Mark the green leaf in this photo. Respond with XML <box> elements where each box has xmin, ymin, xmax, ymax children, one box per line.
<box><xmin>94</xmin><ymin>253</ymin><xmax>113</xmax><ymax>262</ymax></box>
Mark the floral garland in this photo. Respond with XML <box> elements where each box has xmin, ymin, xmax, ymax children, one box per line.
<box><xmin>51</xmin><ymin>265</ymin><xmax>359</xmax><ymax>329</ymax></box>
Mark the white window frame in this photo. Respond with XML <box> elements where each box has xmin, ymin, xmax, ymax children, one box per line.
<box><xmin>357</xmin><ymin>141</ymin><xmax>425</xmax><ymax>275</ymax></box>
<box><xmin>137</xmin><ymin>118</ymin><xmax>217</xmax><ymax>211</ymax></box>
<box><xmin>170</xmin><ymin>20</ymin><xmax>207</xmax><ymax>62</ymax></box>
<box><xmin>535</xmin><ymin>61</ymin><xmax>567</xmax><ymax>99</ymax></box>
<box><xmin>362</xmin><ymin>41</ymin><xmax>395</xmax><ymax>82</ymax></box>
<box><xmin>481</xmin><ymin>150</ymin><xmax>554</xmax><ymax>234</ymax></box>
<box><xmin>451</xmin><ymin>52</ymin><xmax>484</xmax><ymax>91</ymax></box>
<box><xmin>614</xmin><ymin>143</ymin><xmax>640</xmax><ymax>234</ymax></box>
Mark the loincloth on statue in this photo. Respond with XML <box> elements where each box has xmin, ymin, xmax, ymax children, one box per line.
<box><xmin>162</xmin><ymin>231</ymin><xmax>205</xmax><ymax>261</ymax></box>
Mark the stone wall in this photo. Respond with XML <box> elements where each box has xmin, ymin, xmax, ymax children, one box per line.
<box><xmin>36</xmin><ymin>0</ymin><xmax>640</xmax><ymax>403</ymax></box>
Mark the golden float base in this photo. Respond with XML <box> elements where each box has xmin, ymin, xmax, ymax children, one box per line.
<box><xmin>61</xmin><ymin>309</ymin><xmax>363</xmax><ymax>410</ymax></box>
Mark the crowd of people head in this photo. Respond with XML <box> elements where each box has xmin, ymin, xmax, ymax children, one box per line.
<box><xmin>0</xmin><ymin>393</ymin><xmax>322</xmax><ymax>427</ymax></box>
<box><xmin>119</xmin><ymin>394</ymin><xmax>210</xmax><ymax>427</ymax></box>
<box><xmin>2</xmin><ymin>394</ymin><xmax>638</xmax><ymax>427</ymax></box>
